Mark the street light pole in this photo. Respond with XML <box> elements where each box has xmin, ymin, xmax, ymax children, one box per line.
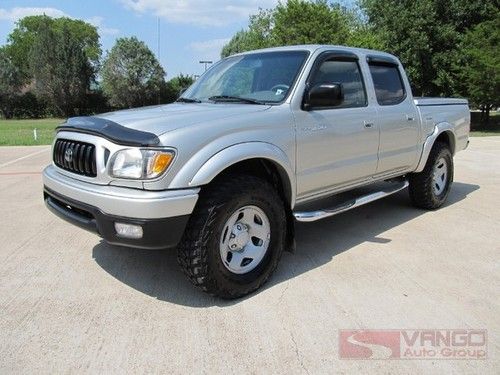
<box><xmin>199</xmin><ymin>60</ymin><xmax>213</xmax><ymax>72</ymax></box>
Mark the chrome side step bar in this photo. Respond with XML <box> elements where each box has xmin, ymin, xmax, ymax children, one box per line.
<box><xmin>293</xmin><ymin>181</ymin><xmax>409</xmax><ymax>222</ymax></box>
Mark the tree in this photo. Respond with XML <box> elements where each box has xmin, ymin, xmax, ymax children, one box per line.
<box><xmin>272</xmin><ymin>0</ymin><xmax>351</xmax><ymax>45</ymax></box>
<box><xmin>0</xmin><ymin>47</ymin><xmax>22</xmax><ymax>118</ymax></box>
<box><xmin>222</xmin><ymin>0</ymin><xmax>383</xmax><ymax>58</ymax></box>
<box><xmin>360</xmin><ymin>0</ymin><xmax>498</xmax><ymax>96</ymax></box>
<box><xmin>2</xmin><ymin>15</ymin><xmax>101</xmax><ymax>117</ymax></box>
<box><xmin>101</xmin><ymin>37</ymin><xmax>166</xmax><ymax>108</ymax></box>
<box><xmin>457</xmin><ymin>17</ymin><xmax>500</xmax><ymax>125</ymax></box>
<box><xmin>221</xmin><ymin>9</ymin><xmax>275</xmax><ymax>57</ymax></box>
<box><xmin>221</xmin><ymin>30</ymin><xmax>265</xmax><ymax>58</ymax></box>
<box><xmin>162</xmin><ymin>74</ymin><xmax>195</xmax><ymax>103</ymax></box>
<box><xmin>29</xmin><ymin>19</ymin><xmax>93</xmax><ymax>117</ymax></box>
<box><xmin>345</xmin><ymin>6</ymin><xmax>385</xmax><ymax>50</ymax></box>
<box><xmin>5</xmin><ymin>15</ymin><xmax>100</xmax><ymax>81</ymax></box>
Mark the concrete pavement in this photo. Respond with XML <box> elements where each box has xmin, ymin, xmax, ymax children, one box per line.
<box><xmin>0</xmin><ymin>138</ymin><xmax>499</xmax><ymax>374</ymax></box>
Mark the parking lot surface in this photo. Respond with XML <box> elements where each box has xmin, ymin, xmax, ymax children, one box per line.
<box><xmin>0</xmin><ymin>139</ymin><xmax>499</xmax><ymax>374</ymax></box>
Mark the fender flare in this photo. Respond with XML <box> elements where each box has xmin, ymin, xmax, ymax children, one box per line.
<box><xmin>415</xmin><ymin>122</ymin><xmax>457</xmax><ymax>173</ymax></box>
<box><xmin>170</xmin><ymin>142</ymin><xmax>296</xmax><ymax>207</ymax></box>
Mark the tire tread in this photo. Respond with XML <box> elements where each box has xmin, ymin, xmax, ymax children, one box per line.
<box><xmin>409</xmin><ymin>142</ymin><xmax>453</xmax><ymax>210</ymax></box>
<box><xmin>177</xmin><ymin>175</ymin><xmax>285</xmax><ymax>298</ymax></box>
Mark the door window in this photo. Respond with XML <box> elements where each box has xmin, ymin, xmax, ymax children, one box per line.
<box><xmin>309</xmin><ymin>59</ymin><xmax>367</xmax><ymax>108</ymax></box>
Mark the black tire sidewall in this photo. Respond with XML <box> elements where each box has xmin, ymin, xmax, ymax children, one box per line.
<box><xmin>409</xmin><ymin>142</ymin><xmax>454</xmax><ymax>210</ymax></box>
<box><xmin>199</xmin><ymin>178</ymin><xmax>286</xmax><ymax>295</ymax></box>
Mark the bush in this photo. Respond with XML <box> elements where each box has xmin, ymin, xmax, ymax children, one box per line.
<box><xmin>84</xmin><ymin>90</ymin><xmax>113</xmax><ymax>115</ymax></box>
<box><xmin>470</xmin><ymin>111</ymin><xmax>500</xmax><ymax>130</ymax></box>
<box><xmin>10</xmin><ymin>92</ymin><xmax>47</xmax><ymax>119</ymax></box>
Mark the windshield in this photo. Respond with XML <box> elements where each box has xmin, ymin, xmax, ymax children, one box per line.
<box><xmin>181</xmin><ymin>51</ymin><xmax>309</xmax><ymax>104</ymax></box>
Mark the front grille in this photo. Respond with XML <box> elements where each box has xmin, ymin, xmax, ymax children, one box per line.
<box><xmin>53</xmin><ymin>139</ymin><xmax>97</xmax><ymax>177</ymax></box>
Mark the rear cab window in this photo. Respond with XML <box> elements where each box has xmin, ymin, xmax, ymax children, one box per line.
<box><xmin>368</xmin><ymin>57</ymin><xmax>406</xmax><ymax>105</ymax></box>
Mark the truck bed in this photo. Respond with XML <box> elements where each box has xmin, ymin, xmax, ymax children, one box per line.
<box><xmin>414</xmin><ymin>97</ymin><xmax>470</xmax><ymax>153</ymax></box>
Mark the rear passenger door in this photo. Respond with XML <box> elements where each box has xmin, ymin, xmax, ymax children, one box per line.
<box><xmin>367</xmin><ymin>57</ymin><xmax>420</xmax><ymax>175</ymax></box>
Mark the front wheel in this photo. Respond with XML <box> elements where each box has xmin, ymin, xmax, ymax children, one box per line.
<box><xmin>177</xmin><ymin>175</ymin><xmax>286</xmax><ymax>298</ymax></box>
<box><xmin>409</xmin><ymin>142</ymin><xmax>453</xmax><ymax>209</ymax></box>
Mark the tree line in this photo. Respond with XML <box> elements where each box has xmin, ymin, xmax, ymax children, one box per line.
<box><xmin>222</xmin><ymin>0</ymin><xmax>499</xmax><ymax>125</ymax></box>
<box><xmin>1</xmin><ymin>1</ymin><xmax>498</xmax><ymax>125</ymax></box>
<box><xmin>0</xmin><ymin>15</ymin><xmax>194</xmax><ymax>119</ymax></box>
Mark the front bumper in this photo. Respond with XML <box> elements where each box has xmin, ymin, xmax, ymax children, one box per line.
<box><xmin>43</xmin><ymin>165</ymin><xmax>199</xmax><ymax>249</ymax></box>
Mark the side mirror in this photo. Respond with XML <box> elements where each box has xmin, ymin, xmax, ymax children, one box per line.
<box><xmin>304</xmin><ymin>83</ymin><xmax>343</xmax><ymax>110</ymax></box>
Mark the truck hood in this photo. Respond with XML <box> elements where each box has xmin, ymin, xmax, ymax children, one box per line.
<box><xmin>95</xmin><ymin>103</ymin><xmax>271</xmax><ymax>136</ymax></box>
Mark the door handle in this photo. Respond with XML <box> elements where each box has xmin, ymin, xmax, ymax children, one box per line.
<box><xmin>406</xmin><ymin>115</ymin><xmax>415</xmax><ymax>121</ymax></box>
<box><xmin>364</xmin><ymin>121</ymin><xmax>374</xmax><ymax>128</ymax></box>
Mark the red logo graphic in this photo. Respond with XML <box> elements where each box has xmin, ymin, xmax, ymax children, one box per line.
<box><xmin>339</xmin><ymin>330</ymin><xmax>400</xmax><ymax>359</ymax></box>
<box><xmin>339</xmin><ymin>329</ymin><xmax>487</xmax><ymax>360</ymax></box>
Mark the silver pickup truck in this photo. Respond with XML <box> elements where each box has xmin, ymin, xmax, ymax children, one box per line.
<box><xmin>43</xmin><ymin>45</ymin><xmax>470</xmax><ymax>298</ymax></box>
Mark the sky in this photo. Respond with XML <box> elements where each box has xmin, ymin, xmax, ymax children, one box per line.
<box><xmin>0</xmin><ymin>0</ymin><xmax>282</xmax><ymax>79</ymax></box>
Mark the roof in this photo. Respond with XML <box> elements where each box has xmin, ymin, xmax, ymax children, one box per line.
<box><xmin>236</xmin><ymin>44</ymin><xmax>398</xmax><ymax>60</ymax></box>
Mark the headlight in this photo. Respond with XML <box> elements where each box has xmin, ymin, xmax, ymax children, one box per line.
<box><xmin>109</xmin><ymin>149</ymin><xmax>175</xmax><ymax>179</ymax></box>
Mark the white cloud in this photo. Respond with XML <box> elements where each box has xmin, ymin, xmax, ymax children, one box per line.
<box><xmin>120</xmin><ymin>0</ymin><xmax>278</xmax><ymax>26</ymax></box>
<box><xmin>86</xmin><ymin>16</ymin><xmax>120</xmax><ymax>36</ymax></box>
<box><xmin>0</xmin><ymin>7</ymin><xmax>68</xmax><ymax>22</ymax></box>
<box><xmin>188</xmin><ymin>38</ymin><xmax>230</xmax><ymax>53</ymax></box>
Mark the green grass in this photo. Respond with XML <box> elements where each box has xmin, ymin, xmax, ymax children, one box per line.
<box><xmin>0</xmin><ymin>118</ymin><xmax>63</xmax><ymax>146</ymax></box>
<box><xmin>470</xmin><ymin>128</ymin><xmax>500</xmax><ymax>137</ymax></box>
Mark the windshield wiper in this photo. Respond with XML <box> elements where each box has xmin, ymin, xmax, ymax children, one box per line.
<box><xmin>176</xmin><ymin>97</ymin><xmax>202</xmax><ymax>103</ymax></box>
<box><xmin>208</xmin><ymin>95</ymin><xmax>265</xmax><ymax>105</ymax></box>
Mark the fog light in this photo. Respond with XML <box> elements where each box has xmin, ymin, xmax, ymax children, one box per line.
<box><xmin>114</xmin><ymin>223</ymin><xmax>143</xmax><ymax>239</ymax></box>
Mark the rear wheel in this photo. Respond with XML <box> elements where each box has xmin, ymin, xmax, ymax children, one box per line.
<box><xmin>409</xmin><ymin>142</ymin><xmax>453</xmax><ymax>209</ymax></box>
<box><xmin>177</xmin><ymin>175</ymin><xmax>286</xmax><ymax>298</ymax></box>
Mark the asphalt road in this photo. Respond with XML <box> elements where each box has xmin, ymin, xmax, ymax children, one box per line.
<box><xmin>0</xmin><ymin>139</ymin><xmax>499</xmax><ymax>374</ymax></box>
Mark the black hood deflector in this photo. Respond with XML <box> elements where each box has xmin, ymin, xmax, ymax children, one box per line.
<box><xmin>57</xmin><ymin>116</ymin><xmax>160</xmax><ymax>147</ymax></box>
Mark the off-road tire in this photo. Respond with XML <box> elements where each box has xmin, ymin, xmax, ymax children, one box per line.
<box><xmin>177</xmin><ymin>175</ymin><xmax>286</xmax><ymax>299</ymax></box>
<box><xmin>409</xmin><ymin>142</ymin><xmax>453</xmax><ymax>210</ymax></box>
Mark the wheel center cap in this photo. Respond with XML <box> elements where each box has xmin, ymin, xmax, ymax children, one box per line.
<box><xmin>228</xmin><ymin>223</ymin><xmax>250</xmax><ymax>251</ymax></box>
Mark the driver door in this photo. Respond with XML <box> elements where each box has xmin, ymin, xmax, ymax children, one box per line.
<box><xmin>295</xmin><ymin>52</ymin><xmax>380</xmax><ymax>198</ymax></box>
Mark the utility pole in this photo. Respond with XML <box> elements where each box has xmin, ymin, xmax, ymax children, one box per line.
<box><xmin>157</xmin><ymin>17</ymin><xmax>161</xmax><ymax>104</ymax></box>
<box><xmin>199</xmin><ymin>60</ymin><xmax>213</xmax><ymax>72</ymax></box>
<box><xmin>157</xmin><ymin>17</ymin><xmax>161</xmax><ymax>61</ymax></box>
